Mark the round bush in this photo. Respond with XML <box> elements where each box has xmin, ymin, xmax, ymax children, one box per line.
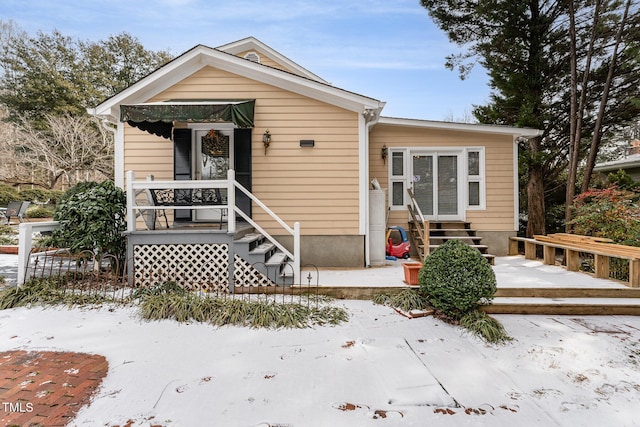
<box><xmin>418</xmin><ymin>239</ymin><xmax>496</xmax><ymax>318</ymax></box>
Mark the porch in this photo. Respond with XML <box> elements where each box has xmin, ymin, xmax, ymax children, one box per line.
<box><xmin>125</xmin><ymin>170</ymin><xmax>301</xmax><ymax>289</ymax></box>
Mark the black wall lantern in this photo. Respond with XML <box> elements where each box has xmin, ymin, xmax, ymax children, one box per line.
<box><xmin>381</xmin><ymin>144</ymin><xmax>388</xmax><ymax>164</ymax></box>
<box><xmin>262</xmin><ymin>130</ymin><xmax>271</xmax><ymax>155</ymax></box>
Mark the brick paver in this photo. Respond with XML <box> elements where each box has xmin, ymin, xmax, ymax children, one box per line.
<box><xmin>0</xmin><ymin>350</ymin><xmax>108</xmax><ymax>426</ymax></box>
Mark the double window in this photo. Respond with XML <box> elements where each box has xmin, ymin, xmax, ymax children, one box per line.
<box><xmin>388</xmin><ymin>147</ymin><xmax>485</xmax><ymax>212</ymax></box>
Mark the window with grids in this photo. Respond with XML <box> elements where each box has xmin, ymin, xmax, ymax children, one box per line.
<box><xmin>467</xmin><ymin>149</ymin><xmax>485</xmax><ymax>209</ymax></box>
<box><xmin>389</xmin><ymin>150</ymin><xmax>406</xmax><ymax>209</ymax></box>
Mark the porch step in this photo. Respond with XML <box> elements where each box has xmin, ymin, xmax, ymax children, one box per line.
<box><xmin>482</xmin><ymin>297</ymin><xmax>640</xmax><ymax>315</ymax></box>
<box><xmin>426</xmin><ymin>221</ymin><xmax>495</xmax><ymax>264</ymax></box>
<box><xmin>234</xmin><ymin>231</ymin><xmax>291</xmax><ymax>285</ymax></box>
<box><xmin>481</xmin><ymin>286</ymin><xmax>640</xmax><ymax>315</ymax></box>
<box><xmin>430</xmin><ymin>228</ymin><xmax>478</xmax><ymax>236</ymax></box>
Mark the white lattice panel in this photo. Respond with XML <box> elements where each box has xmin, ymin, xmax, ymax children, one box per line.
<box><xmin>133</xmin><ymin>243</ymin><xmax>229</xmax><ymax>292</ymax></box>
<box><xmin>234</xmin><ymin>254</ymin><xmax>274</xmax><ymax>287</ymax></box>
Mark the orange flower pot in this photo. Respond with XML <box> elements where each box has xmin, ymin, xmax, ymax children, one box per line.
<box><xmin>402</xmin><ymin>262</ymin><xmax>422</xmax><ymax>286</ymax></box>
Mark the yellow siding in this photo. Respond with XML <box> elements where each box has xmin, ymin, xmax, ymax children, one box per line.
<box><xmin>124</xmin><ymin>66</ymin><xmax>360</xmax><ymax>236</ymax></box>
<box><xmin>370</xmin><ymin>124</ymin><xmax>515</xmax><ymax>232</ymax></box>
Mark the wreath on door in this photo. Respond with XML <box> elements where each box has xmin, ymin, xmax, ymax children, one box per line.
<box><xmin>202</xmin><ymin>129</ymin><xmax>227</xmax><ymax>156</ymax></box>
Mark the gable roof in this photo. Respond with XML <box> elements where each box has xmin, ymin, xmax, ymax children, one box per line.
<box><xmin>90</xmin><ymin>41</ymin><xmax>383</xmax><ymax>122</ymax></box>
<box><xmin>216</xmin><ymin>37</ymin><xmax>328</xmax><ymax>84</ymax></box>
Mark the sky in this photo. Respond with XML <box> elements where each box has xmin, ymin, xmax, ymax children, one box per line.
<box><xmin>0</xmin><ymin>0</ymin><xmax>491</xmax><ymax>121</ymax></box>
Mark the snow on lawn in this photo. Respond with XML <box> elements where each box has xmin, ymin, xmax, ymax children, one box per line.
<box><xmin>1</xmin><ymin>301</ymin><xmax>639</xmax><ymax>426</ymax></box>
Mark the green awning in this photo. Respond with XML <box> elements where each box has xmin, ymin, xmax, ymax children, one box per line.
<box><xmin>120</xmin><ymin>100</ymin><xmax>255</xmax><ymax>139</ymax></box>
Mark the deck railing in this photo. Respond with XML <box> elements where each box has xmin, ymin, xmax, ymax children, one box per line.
<box><xmin>126</xmin><ymin>170</ymin><xmax>301</xmax><ymax>284</ymax></box>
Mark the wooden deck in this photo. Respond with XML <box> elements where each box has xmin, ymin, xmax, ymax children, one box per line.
<box><xmin>311</xmin><ymin>256</ymin><xmax>640</xmax><ymax>315</ymax></box>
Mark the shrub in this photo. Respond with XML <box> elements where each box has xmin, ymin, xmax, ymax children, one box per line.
<box><xmin>372</xmin><ymin>290</ymin><xmax>430</xmax><ymax>312</ymax></box>
<box><xmin>0</xmin><ymin>184</ymin><xmax>20</xmax><ymax>207</ymax></box>
<box><xmin>459</xmin><ymin>309</ymin><xmax>512</xmax><ymax>344</ymax></box>
<box><xmin>26</xmin><ymin>206</ymin><xmax>54</xmax><ymax>218</ymax></box>
<box><xmin>138</xmin><ymin>291</ymin><xmax>348</xmax><ymax>328</ymax></box>
<box><xmin>571</xmin><ymin>186</ymin><xmax>640</xmax><ymax>246</ymax></box>
<box><xmin>48</xmin><ymin>180</ymin><xmax>126</xmax><ymax>262</ymax></box>
<box><xmin>0</xmin><ymin>224</ymin><xmax>18</xmax><ymax>245</ymax></box>
<box><xmin>419</xmin><ymin>239</ymin><xmax>496</xmax><ymax>318</ymax></box>
<box><xmin>18</xmin><ymin>188</ymin><xmax>51</xmax><ymax>204</ymax></box>
<box><xmin>47</xmin><ymin>190</ymin><xmax>65</xmax><ymax>206</ymax></box>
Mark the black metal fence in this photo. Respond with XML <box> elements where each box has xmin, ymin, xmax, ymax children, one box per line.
<box><xmin>23</xmin><ymin>248</ymin><xmax>321</xmax><ymax>305</ymax></box>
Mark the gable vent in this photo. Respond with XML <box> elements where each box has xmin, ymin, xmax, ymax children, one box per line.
<box><xmin>244</xmin><ymin>52</ymin><xmax>260</xmax><ymax>63</ymax></box>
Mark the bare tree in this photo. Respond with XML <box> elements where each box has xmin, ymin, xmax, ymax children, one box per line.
<box><xmin>3</xmin><ymin>114</ymin><xmax>113</xmax><ymax>189</ymax></box>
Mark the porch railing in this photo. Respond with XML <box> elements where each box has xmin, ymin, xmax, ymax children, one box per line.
<box><xmin>17</xmin><ymin>221</ymin><xmax>60</xmax><ymax>285</ymax></box>
<box><xmin>126</xmin><ymin>170</ymin><xmax>301</xmax><ymax>284</ymax></box>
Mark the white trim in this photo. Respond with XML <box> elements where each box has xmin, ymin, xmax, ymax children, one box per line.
<box><xmin>408</xmin><ymin>149</ymin><xmax>466</xmax><ymax>222</ymax></box>
<box><xmin>90</xmin><ymin>45</ymin><xmax>384</xmax><ymax>122</ymax></box>
<box><xmin>115</xmin><ymin>122</ymin><xmax>125</xmax><ymax>188</ymax></box>
<box><xmin>513</xmin><ymin>139</ymin><xmax>520</xmax><ymax>232</ymax></box>
<box><xmin>388</xmin><ymin>148</ymin><xmax>408</xmax><ymax>211</ymax></box>
<box><xmin>216</xmin><ymin>37</ymin><xmax>328</xmax><ymax>84</ymax></box>
<box><xmin>465</xmin><ymin>147</ymin><xmax>486</xmax><ymax>211</ymax></box>
<box><xmin>378</xmin><ymin>116</ymin><xmax>542</xmax><ymax>138</ymax></box>
<box><xmin>359</xmin><ymin>114</ymin><xmax>368</xmax><ymax>237</ymax></box>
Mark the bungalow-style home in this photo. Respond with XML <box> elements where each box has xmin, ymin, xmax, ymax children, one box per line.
<box><xmin>89</xmin><ymin>37</ymin><xmax>540</xmax><ymax>289</ymax></box>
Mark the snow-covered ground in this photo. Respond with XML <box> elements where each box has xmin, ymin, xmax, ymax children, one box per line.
<box><xmin>1</xmin><ymin>254</ymin><xmax>639</xmax><ymax>426</ymax></box>
<box><xmin>1</xmin><ymin>301</ymin><xmax>639</xmax><ymax>426</ymax></box>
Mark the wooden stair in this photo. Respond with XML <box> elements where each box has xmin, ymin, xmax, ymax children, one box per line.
<box><xmin>406</xmin><ymin>189</ymin><xmax>495</xmax><ymax>264</ymax></box>
<box><xmin>482</xmin><ymin>286</ymin><xmax>640</xmax><ymax>315</ymax></box>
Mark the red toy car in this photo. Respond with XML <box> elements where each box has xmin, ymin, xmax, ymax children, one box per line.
<box><xmin>386</xmin><ymin>226</ymin><xmax>411</xmax><ymax>259</ymax></box>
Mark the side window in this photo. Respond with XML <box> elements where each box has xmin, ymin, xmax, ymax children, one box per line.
<box><xmin>390</xmin><ymin>150</ymin><xmax>406</xmax><ymax>208</ymax></box>
<box><xmin>467</xmin><ymin>149</ymin><xmax>485</xmax><ymax>209</ymax></box>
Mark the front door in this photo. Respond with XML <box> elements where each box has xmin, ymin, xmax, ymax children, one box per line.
<box><xmin>173</xmin><ymin>126</ymin><xmax>252</xmax><ymax>222</ymax></box>
<box><xmin>194</xmin><ymin>127</ymin><xmax>232</xmax><ymax>221</ymax></box>
<box><xmin>411</xmin><ymin>152</ymin><xmax>462</xmax><ymax>221</ymax></box>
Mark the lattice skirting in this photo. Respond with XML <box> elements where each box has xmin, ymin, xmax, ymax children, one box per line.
<box><xmin>133</xmin><ymin>243</ymin><xmax>229</xmax><ymax>292</ymax></box>
<box><xmin>132</xmin><ymin>243</ymin><xmax>276</xmax><ymax>292</ymax></box>
<box><xmin>233</xmin><ymin>254</ymin><xmax>274</xmax><ymax>287</ymax></box>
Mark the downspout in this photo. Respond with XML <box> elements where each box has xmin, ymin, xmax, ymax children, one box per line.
<box><xmin>363</xmin><ymin>107</ymin><xmax>383</xmax><ymax>268</ymax></box>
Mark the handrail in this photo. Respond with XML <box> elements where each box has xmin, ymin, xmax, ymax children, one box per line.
<box><xmin>125</xmin><ymin>170</ymin><xmax>301</xmax><ymax>285</ymax></box>
<box><xmin>231</xmin><ymin>170</ymin><xmax>300</xmax><ymax>284</ymax></box>
<box><xmin>406</xmin><ymin>188</ymin><xmax>429</xmax><ymax>259</ymax></box>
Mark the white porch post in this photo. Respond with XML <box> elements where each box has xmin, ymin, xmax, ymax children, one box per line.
<box><xmin>294</xmin><ymin>222</ymin><xmax>301</xmax><ymax>285</ymax></box>
<box><xmin>126</xmin><ymin>170</ymin><xmax>136</xmax><ymax>232</ymax></box>
<box><xmin>17</xmin><ymin>223</ymin><xmax>33</xmax><ymax>286</ymax></box>
<box><xmin>227</xmin><ymin>169</ymin><xmax>236</xmax><ymax>233</ymax></box>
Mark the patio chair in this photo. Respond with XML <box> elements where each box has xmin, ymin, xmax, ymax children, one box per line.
<box><xmin>3</xmin><ymin>201</ymin><xmax>28</xmax><ymax>224</ymax></box>
<box><xmin>134</xmin><ymin>189</ymin><xmax>168</xmax><ymax>230</ymax></box>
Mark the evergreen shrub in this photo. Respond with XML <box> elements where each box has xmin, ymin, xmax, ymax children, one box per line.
<box><xmin>0</xmin><ymin>185</ymin><xmax>20</xmax><ymax>207</ymax></box>
<box><xmin>419</xmin><ymin>239</ymin><xmax>496</xmax><ymax>318</ymax></box>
